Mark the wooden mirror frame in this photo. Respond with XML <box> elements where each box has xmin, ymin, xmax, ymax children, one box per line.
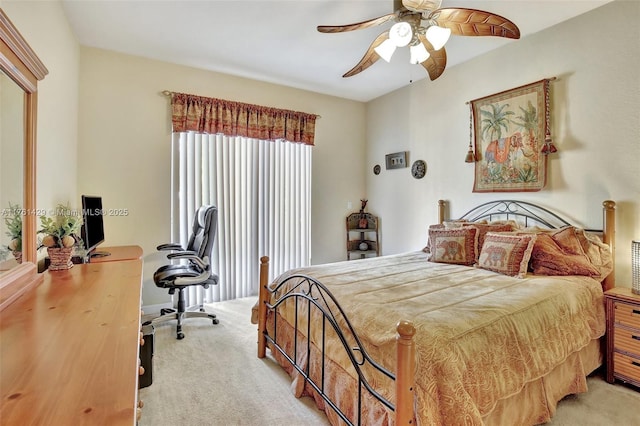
<box><xmin>0</xmin><ymin>9</ymin><xmax>48</xmax><ymax>309</ymax></box>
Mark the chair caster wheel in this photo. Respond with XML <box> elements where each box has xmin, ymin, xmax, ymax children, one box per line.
<box><xmin>199</xmin><ymin>307</ymin><xmax>205</xmax><ymax>312</ymax></box>
<box><xmin>177</xmin><ymin>332</ymin><xmax>185</xmax><ymax>340</ymax></box>
<box><xmin>212</xmin><ymin>319</ymin><xmax>219</xmax><ymax>325</ymax></box>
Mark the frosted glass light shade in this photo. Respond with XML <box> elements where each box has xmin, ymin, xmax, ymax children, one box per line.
<box><xmin>426</xmin><ymin>25</ymin><xmax>451</xmax><ymax>50</ymax></box>
<box><xmin>389</xmin><ymin>22</ymin><xmax>413</xmax><ymax>47</ymax></box>
<box><xmin>374</xmin><ymin>39</ymin><xmax>397</xmax><ymax>62</ymax></box>
<box><xmin>409</xmin><ymin>43</ymin><xmax>430</xmax><ymax>64</ymax></box>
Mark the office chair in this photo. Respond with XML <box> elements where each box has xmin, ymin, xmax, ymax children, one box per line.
<box><xmin>144</xmin><ymin>205</ymin><xmax>219</xmax><ymax>339</ymax></box>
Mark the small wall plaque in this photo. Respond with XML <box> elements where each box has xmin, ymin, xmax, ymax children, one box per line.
<box><xmin>385</xmin><ymin>151</ymin><xmax>407</xmax><ymax>170</ymax></box>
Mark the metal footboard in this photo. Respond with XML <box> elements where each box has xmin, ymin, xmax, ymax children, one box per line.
<box><xmin>257</xmin><ymin>257</ymin><xmax>416</xmax><ymax>426</ymax></box>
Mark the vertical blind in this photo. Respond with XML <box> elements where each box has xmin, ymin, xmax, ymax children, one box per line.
<box><xmin>172</xmin><ymin>131</ymin><xmax>312</xmax><ymax>304</ymax></box>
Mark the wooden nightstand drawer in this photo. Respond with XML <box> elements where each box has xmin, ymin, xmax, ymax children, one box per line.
<box><xmin>614</xmin><ymin>301</ymin><xmax>640</xmax><ymax>329</ymax></box>
<box><xmin>614</xmin><ymin>327</ymin><xmax>640</xmax><ymax>355</ymax></box>
<box><xmin>613</xmin><ymin>352</ymin><xmax>640</xmax><ymax>382</ymax></box>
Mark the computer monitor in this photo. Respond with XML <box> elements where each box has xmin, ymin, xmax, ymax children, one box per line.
<box><xmin>81</xmin><ymin>195</ymin><xmax>109</xmax><ymax>258</ymax></box>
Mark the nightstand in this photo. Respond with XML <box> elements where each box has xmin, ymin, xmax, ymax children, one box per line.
<box><xmin>605</xmin><ymin>287</ymin><xmax>640</xmax><ymax>388</ymax></box>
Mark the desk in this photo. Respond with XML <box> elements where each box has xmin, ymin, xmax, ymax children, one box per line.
<box><xmin>0</xmin><ymin>258</ymin><xmax>143</xmax><ymax>425</ymax></box>
<box><xmin>89</xmin><ymin>245</ymin><xmax>144</xmax><ymax>263</ymax></box>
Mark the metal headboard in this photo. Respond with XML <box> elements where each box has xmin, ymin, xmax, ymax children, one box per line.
<box><xmin>440</xmin><ymin>199</ymin><xmax>599</xmax><ymax>232</ymax></box>
<box><xmin>437</xmin><ymin>199</ymin><xmax>616</xmax><ymax>291</ymax></box>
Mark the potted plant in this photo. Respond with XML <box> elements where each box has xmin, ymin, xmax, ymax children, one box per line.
<box><xmin>4</xmin><ymin>203</ymin><xmax>22</xmax><ymax>263</ymax></box>
<box><xmin>39</xmin><ymin>203</ymin><xmax>82</xmax><ymax>270</ymax></box>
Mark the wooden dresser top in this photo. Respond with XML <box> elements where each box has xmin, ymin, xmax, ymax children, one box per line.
<box><xmin>0</xmin><ymin>260</ymin><xmax>143</xmax><ymax>425</ymax></box>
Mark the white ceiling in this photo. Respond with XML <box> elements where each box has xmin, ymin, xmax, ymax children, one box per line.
<box><xmin>61</xmin><ymin>0</ymin><xmax>613</xmax><ymax>102</ymax></box>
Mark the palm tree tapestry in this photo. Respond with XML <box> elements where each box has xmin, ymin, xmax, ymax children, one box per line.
<box><xmin>470</xmin><ymin>79</ymin><xmax>553</xmax><ymax>192</ymax></box>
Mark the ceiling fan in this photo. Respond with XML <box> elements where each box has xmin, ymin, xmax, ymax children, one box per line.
<box><xmin>317</xmin><ymin>0</ymin><xmax>520</xmax><ymax>81</ymax></box>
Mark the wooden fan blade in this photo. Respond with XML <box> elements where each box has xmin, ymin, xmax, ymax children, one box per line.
<box><xmin>417</xmin><ymin>34</ymin><xmax>447</xmax><ymax>80</ymax></box>
<box><xmin>317</xmin><ymin>12</ymin><xmax>397</xmax><ymax>33</ymax></box>
<box><xmin>429</xmin><ymin>8</ymin><xmax>521</xmax><ymax>39</ymax></box>
<box><xmin>342</xmin><ymin>31</ymin><xmax>389</xmax><ymax>78</ymax></box>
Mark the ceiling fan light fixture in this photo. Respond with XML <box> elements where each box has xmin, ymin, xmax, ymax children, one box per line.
<box><xmin>409</xmin><ymin>43</ymin><xmax>430</xmax><ymax>64</ymax></box>
<box><xmin>374</xmin><ymin>39</ymin><xmax>397</xmax><ymax>62</ymax></box>
<box><xmin>389</xmin><ymin>22</ymin><xmax>413</xmax><ymax>47</ymax></box>
<box><xmin>426</xmin><ymin>25</ymin><xmax>451</xmax><ymax>51</ymax></box>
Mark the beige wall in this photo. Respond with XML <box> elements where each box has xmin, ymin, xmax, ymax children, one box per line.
<box><xmin>3</xmin><ymin>0</ymin><xmax>638</xmax><ymax>303</ymax></box>
<box><xmin>366</xmin><ymin>0</ymin><xmax>640</xmax><ymax>286</ymax></box>
<box><xmin>77</xmin><ymin>48</ymin><xmax>366</xmax><ymax>305</ymax></box>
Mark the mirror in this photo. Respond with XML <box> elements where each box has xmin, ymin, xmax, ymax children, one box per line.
<box><xmin>1</xmin><ymin>70</ymin><xmax>25</xmax><ymax>270</ymax></box>
<box><xmin>0</xmin><ymin>9</ymin><xmax>48</xmax><ymax>286</ymax></box>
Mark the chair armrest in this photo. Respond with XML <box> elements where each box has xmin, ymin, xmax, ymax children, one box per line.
<box><xmin>174</xmin><ymin>268</ymin><xmax>211</xmax><ymax>286</ymax></box>
<box><xmin>167</xmin><ymin>252</ymin><xmax>209</xmax><ymax>271</ymax></box>
<box><xmin>166</xmin><ymin>251</ymin><xmax>198</xmax><ymax>260</ymax></box>
<box><xmin>157</xmin><ymin>243</ymin><xmax>184</xmax><ymax>251</ymax></box>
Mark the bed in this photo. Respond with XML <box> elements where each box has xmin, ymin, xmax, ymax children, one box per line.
<box><xmin>254</xmin><ymin>199</ymin><xmax>616</xmax><ymax>425</ymax></box>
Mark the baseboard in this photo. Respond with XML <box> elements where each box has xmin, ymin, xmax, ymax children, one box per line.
<box><xmin>141</xmin><ymin>302</ymin><xmax>173</xmax><ymax>316</ymax></box>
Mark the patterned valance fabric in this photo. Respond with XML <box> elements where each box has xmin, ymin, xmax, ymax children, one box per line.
<box><xmin>170</xmin><ymin>92</ymin><xmax>318</xmax><ymax>145</ymax></box>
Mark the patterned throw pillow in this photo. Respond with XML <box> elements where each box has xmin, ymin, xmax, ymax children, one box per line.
<box><xmin>469</xmin><ymin>223</ymin><xmax>515</xmax><ymax>255</ymax></box>
<box><xmin>427</xmin><ymin>227</ymin><xmax>478</xmax><ymax>266</ymax></box>
<box><xmin>423</xmin><ymin>224</ymin><xmax>444</xmax><ymax>253</ymax></box>
<box><xmin>478</xmin><ymin>232</ymin><xmax>537</xmax><ymax>278</ymax></box>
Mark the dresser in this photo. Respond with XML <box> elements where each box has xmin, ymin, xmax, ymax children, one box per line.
<box><xmin>605</xmin><ymin>287</ymin><xmax>640</xmax><ymax>388</ymax></box>
<box><xmin>0</xmin><ymin>256</ymin><xmax>144</xmax><ymax>424</ymax></box>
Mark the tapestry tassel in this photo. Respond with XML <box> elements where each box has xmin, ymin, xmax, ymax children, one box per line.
<box><xmin>465</xmin><ymin>103</ymin><xmax>476</xmax><ymax>163</ymax></box>
<box><xmin>541</xmin><ymin>79</ymin><xmax>557</xmax><ymax>155</ymax></box>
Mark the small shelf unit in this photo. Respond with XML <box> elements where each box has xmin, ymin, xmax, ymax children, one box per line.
<box><xmin>346</xmin><ymin>212</ymin><xmax>380</xmax><ymax>260</ymax></box>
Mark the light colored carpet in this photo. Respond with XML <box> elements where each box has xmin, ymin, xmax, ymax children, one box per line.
<box><xmin>139</xmin><ymin>297</ymin><xmax>640</xmax><ymax>426</ymax></box>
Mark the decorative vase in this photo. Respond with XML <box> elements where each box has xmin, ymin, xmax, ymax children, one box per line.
<box><xmin>12</xmin><ymin>251</ymin><xmax>22</xmax><ymax>264</ymax></box>
<box><xmin>48</xmin><ymin>247</ymin><xmax>74</xmax><ymax>271</ymax></box>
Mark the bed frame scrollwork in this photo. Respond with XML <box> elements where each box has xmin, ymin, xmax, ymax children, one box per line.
<box><xmin>257</xmin><ymin>258</ymin><xmax>416</xmax><ymax>425</ymax></box>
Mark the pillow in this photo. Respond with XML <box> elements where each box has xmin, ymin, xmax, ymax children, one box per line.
<box><xmin>530</xmin><ymin>233</ymin><xmax>600</xmax><ymax>276</ymax></box>
<box><xmin>487</xmin><ymin>219</ymin><xmax>521</xmax><ymax>230</ymax></box>
<box><xmin>471</xmin><ymin>223</ymin><xmax>516</xmax><ymax>254</ymax></box>
<box><xmin>575</xmin><ymin>229</ymin><xmax>614</xmax><ymax>280</ymax></box>
<box><xmin>478</xmin><ymin>232</ymin><xmax>537</xmax><ymax>278</ymax></box>
<box><xmin>423</xmin><ymin>224</ymin><xmax>444</xmax><ymax>253</ymax></box>
<box><xmin>444</xmin><ymin>222</ymin><xmax>515</xmax><ymax>260</ymax></box>
<box><xmin>427</xmin><ymin>227</ymin><xmax>478</xmax><ymax>266</ymax></box>
<box><xmin>548</xmin><ymin>226</ymin><xmax>585</xmax><ymax>254</ymax></box>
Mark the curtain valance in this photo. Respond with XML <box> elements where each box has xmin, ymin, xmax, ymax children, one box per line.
<box><xmin>170</xmin><ymin>92</ymin><xmax>318</xmax><ymax>145</ymax></box>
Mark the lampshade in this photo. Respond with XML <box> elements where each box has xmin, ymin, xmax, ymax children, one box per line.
<box><xmin>374</xmin><ymin>39</ymin><xmax>397</xmax><ymax>62</ymax></box>
<box><xmin>633</xmin><ymin>240</ymin><xmax>640</xmax><ymax>294</ymax></box>
<box><xmin>426</xmin><ymin>25</ymin><xmax>451</xmax><ymax>50</ymax></box>
<box><xmin>409</xmin><ymin>43</ymin><xmax>430</xmax><ymax>64</ymax></box>
<box><xmin>389</xmin><ymin>22</ymin><xmax>413</xmax><ymax>47</ymax></box>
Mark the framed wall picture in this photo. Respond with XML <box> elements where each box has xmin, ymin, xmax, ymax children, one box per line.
<box><xmin>470</xmin><ymin>79</ymin><xmax>553</xmax><ymax>192</ymax></box>
<box><xmin>385</xmin><ymin>151</ymin><xmax>407</xmax><ymax>170</ymax></box>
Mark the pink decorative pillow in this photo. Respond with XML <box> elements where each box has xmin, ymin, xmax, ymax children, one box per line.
<box><xmin>427</xmin><ymin>227</ymin><xmax>478</xmax><ymax>266</ymax></box>
<box><xmin>478</xmin><ymin>232</ymin><xmax>537</xmax><ymax>278</ymax></box>
<box><xmin>530</xmin><ymin>233</ymin><xmax>600</xmax><ymax>276</ymax></box>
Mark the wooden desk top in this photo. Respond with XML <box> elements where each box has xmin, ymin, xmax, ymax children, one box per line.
<box><xmin>89</xmin><ymin>245</ymin><xmax>144</xmax><ymax>263</ymax></box>
<box><xmin>0</xmin><ymin>260</ymin><xmax>143</xmax><ymax>425</ymax></box>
